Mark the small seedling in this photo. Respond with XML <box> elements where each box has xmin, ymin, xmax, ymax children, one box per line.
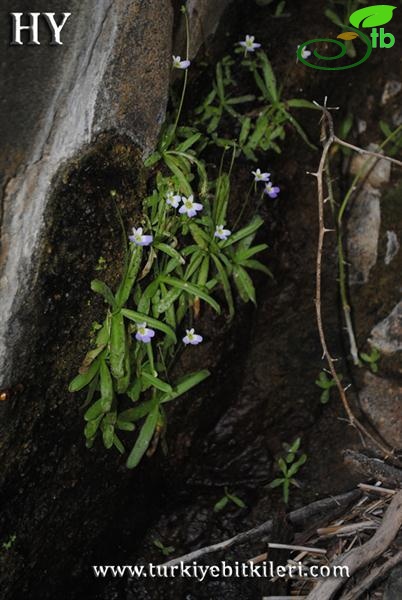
<box><xmin>214</xmin><ymin>487</ymin><xmax>246</xmax><ymax>512</ymax></box>
<box><xmin>315</xmin><ymin>370</ymin><xmax>341</xmax><ymax>404</ymax></box>
<box><xmin>1</xmin><ymin>534</ymin><xmax>16</xmax><ymax>552</ymax></box>
<box><xmin>360</xmin><ymin>347</ymin><xmax>380</xmax><ymax>373</ymax></box>
<box><xmin>153</xmin><ymin>539</ymin><xmax>175</xmax><ymax>557</ymax></box>
<box><xmin>95</xmin><ymin>256</ymin><xmax>107</xmax><ymax>272</ymax></box>
<box><xmin>270</xmin><ymin>438</ymin><xmax>307</xmax><ymax>504</ymax></box>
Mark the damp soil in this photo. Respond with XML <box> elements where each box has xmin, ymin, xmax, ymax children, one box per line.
<box><xmin>1</xmin><ymin>1</ymin><xmax>402</xmax><ymax>599</ymax></box>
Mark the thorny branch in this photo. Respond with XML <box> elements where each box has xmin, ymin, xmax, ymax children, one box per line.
<box><xmin>311</xmin><ymin>100</ymin><xmax>402</xmax><ymax>457</ymax></box>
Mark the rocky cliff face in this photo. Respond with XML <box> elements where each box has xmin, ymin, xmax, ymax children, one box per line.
<box><xmin>0</xmin><ymin>0</ymin><xmax>173</xmax><ymax>390</ymax></box>
<box><xmin>0</xmin><ymin>2</ymin><xmax>233</xmax><ymax>598</ymax></box>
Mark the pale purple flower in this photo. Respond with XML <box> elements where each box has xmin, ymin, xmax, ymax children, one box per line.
<box><xmin>297</xmin><ymin>45</ymin><xmax>311</xmax><ymax>61</ymax></box>
<box><xmin>239</xmin><ymin>35</ymin><xmax>261</xmax><ymax>54</ymax></box>
<box><xmin>183</xmin><ymin>328</ymin><xmax>203</xmax><ymax>345</ymax></box>
<box><xmin>129</xmin><ymin>227</ymin><xmax>153</xmax><ymax>246</ymax></box>
<box><xmin>252</xmin><ymin>168</ymin><xmax>271</xmax><ymax>183</ymax></box>
<box><xmin>179</xmin><ymin>195</ymin><xmax>203</xmax><ymax>218</ymax></box>
<box><xmin>166</xmin><ymin>191</ymin><xmax>181</xmax><ymax>208</ymax></box>
<box><xmin>172</xmin><ymin>55</ymin><xmax>191</xmax><ymax>70</ymax></box>
<box><xmin>214</xmin><ymin>225</ymin><xmax>231</xmax><ymax>241</ymax></box>
<box><xmin>135</xmin><ymin>322</ymin><xmax>155</xmax><ymax>344</ymax></box>
<box><xmin>264</xmin><ymin>182</ymin><xmax>280</xmax><ymax>199</ymax></box>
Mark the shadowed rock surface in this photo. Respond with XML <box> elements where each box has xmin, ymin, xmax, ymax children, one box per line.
<box><xmin>0</xmin><ymin>0</ymin><xmax>173</xmax><ymax>389</ymax></box>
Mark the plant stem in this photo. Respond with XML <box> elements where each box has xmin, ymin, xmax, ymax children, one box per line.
<box><xmin>312</xmin><ymin>102</ymin><xmax>393</xmax><ymax>457</ymax></box>
<box><xmin>172</xmin><ymin>7</ymin><xmax>190</xmax><ymax>137</ymax></box>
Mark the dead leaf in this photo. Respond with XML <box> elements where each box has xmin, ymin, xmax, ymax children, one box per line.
<box><xmin>337</xmin><ymin>32</ymin><xmax>359</xmax><ymax>40</ymax></box>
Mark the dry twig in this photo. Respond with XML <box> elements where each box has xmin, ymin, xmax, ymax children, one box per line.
<box><xmin>342</xmin><ymin>549</ymin><xmax>402</xmax><ymax>600</ymax></box>
<box><xmin>344</xmin><ymin>450</ymin><xmax>402</xmax><ymax>487</ymax></box>
<box><xmin>306</xmin><ymin>490</ymin><xmax>402</xmax><ymax>600</ymax></box>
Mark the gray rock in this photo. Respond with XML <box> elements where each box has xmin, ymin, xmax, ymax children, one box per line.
<box><xmin>381</xmin><ymin>80</ymin><xmax>402</xmax><ymax>105</ymax></box>
<box><xmin>370</xmin><ymin>302</ymin><xmax>402</xmax><ymax>355</ymax></box>
<box><xmin>346</xmin><ymin>188</ymin><xmax>381</xmax><ymax>284</ymax></box>
<box><xmin>347</xmin><ymin>144</ymin><xmax>391</xmax><ymax>284</ymax></box>
<box><xmin>385</xmin><ymin>230</ymin><xmax>400</xmax><ymax>265</ymax></box>
<box><xmin>0</xmin><ymin>0</ymin><xmax>173</xmax><ymax>388</ymax></box>
<box><xmin>350</xmin><ymin>145</ymin><xmax>391</xmax><ymax>188</ymax></box>
<box><xmin>360</xmin><ymin>372</ymin><xmax>402</xmax><ymax>448</ymax></box>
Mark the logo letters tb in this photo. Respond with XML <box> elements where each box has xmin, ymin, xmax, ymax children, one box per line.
<box><xmin>10</xmin><ymin>13</ymin><xmax>71</xmax><ymax>46</ymax></box>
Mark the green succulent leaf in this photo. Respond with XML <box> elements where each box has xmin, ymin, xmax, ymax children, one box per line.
<box><xmin>126</xmin><ymin>404</ymin><xmax>159</xmax><ymax>469</ymax></box>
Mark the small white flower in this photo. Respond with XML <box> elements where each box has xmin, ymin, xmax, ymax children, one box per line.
<box><xmin>135</xmin><ymin>322</ymin><xmax>155</xmax><ymax>344</ymax></box>
<box><xmin>166</xmin><ymin>191</ymin><xmax>181</xmax><ymax>208</ymax></box>
<box><xmin>297</xmin><ymin>45</ymin><xmax>311</xmax><ymax>61</ymax></box>
<box><xmin>179</xmin><ymin>195</ymin><xmax>203</xmax><ymax>218</ymax></box>
<box><xmin>239</xmin><ymin>35</ymin><xmax>261</xmax><ymax>53</ymax></box>
<box><xmin>183</xmin><ymin>328</ymin><xmax>203</xmax><ymax>345</ymax></box>
<box><xmin>264</xmin><ymin>182</ymin><xmax>280</xmax><ymax>199</ymax></box>
<box><xmin>214</xmin><ymin>225</ymin><xmax>231</xmax><ymax>241</ymax></box>
<box><xmin>252</xmin><ymin>168</ymin><xmax>271</xmax><ymax>183</ymax></box>
<box><xmin>129</xmin><ymin>227</ymin><xmax>153</xmax><ymax>247</ymax></box>
<box><xmin>172</xmin><ymin>55</ymin><xmax>191</xmax><ymax>70</ymax></box>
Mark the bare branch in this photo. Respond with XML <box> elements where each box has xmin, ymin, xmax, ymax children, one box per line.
<box><xmin>312</xmin><ymin>103</ymin><xmax>393</xmax><ymax>456</ymax></box>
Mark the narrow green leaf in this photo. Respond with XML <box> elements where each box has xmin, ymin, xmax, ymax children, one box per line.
<box><xmin>197</xmin><ymin>255</ymin><xmax>210</xmax><ymax>288</ymax></box>
<box><xmin>154</xmin><ymin>242</ymin><xmax>185</xmax><ymax>265</ymax></box>
<box><xmin>102</xmin><ymin>421</ymin><xmax>115</xmax><ymax>450</ymax></box>
<box><xmin>161</xmin><ymin>369</ymin><xmax>210</xmax><ymax>403</ymax></box>
<box><xmin>91</xmin><ymin>280</ymin><xmax>116</xmax><ymax>308</ymax></box>
<box><xmin>142</xmin><ymin>371</ymin><xmax>173</xmax><ymax>394</ymax></box>
<box><xmin>113</xmin><ymin>434</ymin><xmax>125</xmax><ymax>454</ymax></box>
<box><xmin>260</xmin><ymin>52</ymin><xmax>278</xmax><ymax>102</ymax></box>
<box><xmin>158</xmin><ymin>275</ymin><xmax>221</xmax><ymax>314</ymax></box>
<box><xmin>110</xmin><ymin>311</ymin><xmax>126</xmax><ymax>379</ymax></box>
<box><xmin>69</xmin><ymin>355</ymin><xmax>102</xmax><ymax>392</ymax></box>
<box><xmin>214</xmin><ymin>496</ymin><xmax>229</xmax><ymax>512</ymax></box>
<box><xmin>176</xmin><ymin>133</ymin><xmax>202</xmax><ymax>153</ymax></box>
<box><xmin>239</xmin><ymin>117</ymin><xmax>252</xmax><ymax>146</ymax></box>
<box><xmin>222</xmin><ymin>216</ymin><xmax>264</xmax><ymax>248</ymax></box>
<box><xmin>241</xmin><ymin>259</ymin><xmax>273</xmax><ymax>277</ymax></box>
<box><xmin>119</xmin><ymin>401</ymin><xmax>154</xmax><ymax>422</ymax></box>
<box><xmin>281</xmin><ymin>108</ymin><xmax>316</xmax><ymax>150</ymax></box>
<box><xmin>211</xmin><ymin>254</ymin><xmax>235</xmax><ymax>319</ymax></box>
<box><xmin>116</xmin><ymin>419</ymin><xmax>136</xmax><ymax>432</ymax></box>
<box><xmin>270</xmin><ymin>478</ymin><xmax>284</xmax><ymax>489</ymax></box>
<box><xmin>226</xmin><ymin>492</ymin><xmax>246</xmax><ymax>508</ymax></box>
<box><xmin>116</xmin><ymin>245</ymin><xmax>143</xmax><ymax>307</ymax></box>
<box><xmin>163</xmin><ymin>154</ymin><xmax>192</xmax><ymax>196</ymax></box>
<box><xmin>156</xmin><ymin>287</ymin><xmax>182</xmax><ymax>314</ymax></box>
<box><xmin>236</xmin><ymin>243</ymin><xmax>268</xmax><ymax>262</ymax></box>
<box><xmin>84</xmin><ymin>398</ymin><xmax>106</xmax><ymax>422</ymax></box>
<box><xmin>233</xmin><ymin>266</ymin><xmax>256</xmax><ymax>304</ymax></box>
<box><xmin>189</xmin><ymin>223</ymin><xmax>209</xmax><ymax>249</ymax></box>
<box><xmin>84</xmin><ymin>414</ymin><xmax>102</xmax><ymax>439</ymax></box>
<box><xmin>287</xmin><ymin>99</ymin><xmax>320</xmax><ymax>110</ymax></box>
<box><xmin>126</xmin><ymin>404</ymin><xmax>159</xmax><ymax>469</ymax></box>
<box><xmin>99</xmin><ymin>359</ymin><xmax>113</xmax><ymax>411</ymax></box>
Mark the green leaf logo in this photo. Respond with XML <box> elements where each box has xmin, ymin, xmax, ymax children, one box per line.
<box><xmin>349</xmin><ymin>5</ymin><xmax>396</xmax><ymax>28</ymax></box>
